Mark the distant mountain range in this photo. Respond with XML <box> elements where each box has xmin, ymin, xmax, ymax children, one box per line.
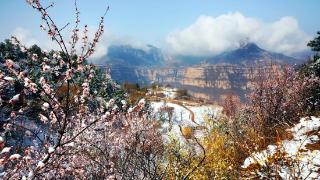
<box><xmin>97</xmin><ymin>43</ymin><xmax>308</xmax><ymax>101</ymax></box>
<box><xmin>207</xmin><ymin>43</ymin><xmax>301</xmax><ymax>65</ymax></box>
<box><xmin>102</xmin><ymin>44</ymin><xmax>165</xmax><ymax>67</ymax></box>
<box><xmin>99</xmin><ymin>42</ymin><xmax>304</xmax><ymax>67</ymax></box>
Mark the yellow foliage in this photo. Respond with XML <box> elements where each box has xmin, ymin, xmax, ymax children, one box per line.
<box><xmin>190</xmin><ymin>130</ymin><xmax>237</xmax><ymax>179</ymax></box>
<box><xmin>163</xmin><ymin>126</ymin><xmax>238</xmax><ymax>179</ymax></box>
<box><xmin>180</xmin><ymin>126</ymin><xmax>193</xmax><ymax>139</ymax></box>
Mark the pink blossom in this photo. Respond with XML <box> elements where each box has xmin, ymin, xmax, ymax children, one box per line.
<box><xmin>77</xmin><ymin>56</ymin><xmax>84</xmax><ymax>64</ymax></box>
<box><xmin>42</xmin><ymin>65</ymin><xmax>51</xmax><ymax>72</ymax></box>
<box><xmin>52</xmin><ymin>53</ymin><xmax>58</xmax><ymax>59</ymax></box>
<box><xmin>39</xmin><ymin>114</ymin><xmax>48</xmax><ymax>123</ymax></box>
<box><xmin>9</xmin><ymin>154</ymin><xmax>22</xmax><ymax>160</ymax></box>
<box><xmin>49</xmin><ymin>111</ymin><xmax>58</xmax><ymax>123</ymax></box>
<box><xmin>48</xmin><ymin>147</ymin><xmax>55</xmax><ymax>154</ymax></box>
<box><xmin>21</xmin><ymin>46</ymin><xmax>27</xmax><ymax>53</ymax></box>
<box><xmin>32</xmin><ymin>54</ymin><xmax>38</xmax><ymax>61</ymax></box>
<box><xmin>36</xmin><ymin>161</ymin><xmax>45</xmax><ymax>169</ymax></box>
<box><xmin>4</xmin><ymin>76</ymin><xmax>15</xmax><ymax>82</ymax></box>
<box><xmin>1</xmin><ymin>147</ymin><xmax>11</xmax><ymax>154</ymax></box>
<box><xmin>42</xmin><ymin>102</ymin><xmax>50</xmax><ymax>111</ymax></box>
<box><xmin>9</xmin><ymin>94</ymin><xmax>20</xmax><ymax>104</ymax></box>
<box><xmin>26</xmin><ymin>0</ymin><xmax>34</xmax><ymax>5</ymax></box>
<box><xmin>39</xmin><ymin>77</ymin><xmax>45</xmax><ymax>84</ymax></box>
<box><xmin>65</xmin><ymin>69</ymin><xmax>73</xmax><ymax>80</ymax></box>
<box><xmin>5</xmin><ymin>59</ymin><xmax>14</xmax><ymax>68</ymax></box>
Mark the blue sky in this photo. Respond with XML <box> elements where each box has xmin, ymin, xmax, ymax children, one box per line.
<box><xmin>0</xmin><ymin>0</ymin><xmax>319</xmax><ymax>57</ymax></box>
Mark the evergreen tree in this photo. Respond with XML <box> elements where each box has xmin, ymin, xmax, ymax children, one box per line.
<box><xmin>299</xmin><ymin>31</ymin><xmax>320</xmax><ymax>114</ymax></box>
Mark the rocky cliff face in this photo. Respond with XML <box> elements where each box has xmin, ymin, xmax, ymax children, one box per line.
<box><xmin>101</xmin><ymin>43</ymin><xmax>300</xmax><ymax>102</ymax></box>
<box><xmin>131</xmin><ymin>65</ymin><xmax>263</xmax><ymax>101</ymax></box>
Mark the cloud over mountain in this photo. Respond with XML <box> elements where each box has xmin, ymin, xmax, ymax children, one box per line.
<box><xmin>10</xmin><ymin>27</ymin><xmax>150</xmax><ymax>62</ymax></box>
<box><xmin>11</xmin><ymin>27</ymin><xmax>112</xmax><ymax>60</ymax></box>
<box><xmin>166</xmin><ymin>12</ymin><xmax>311</xmax><ymax>56</ymax></box>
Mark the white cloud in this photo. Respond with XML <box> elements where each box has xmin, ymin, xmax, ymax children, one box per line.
<box><xmin>166</xmin><ymin>12</ymin><xmax>311</xmax><ymax>56</ymax></box>
<box><xmin>10</xmin><ymin>27</ymin><xmax>150</xmax><ymax>63</ymax></box>
<box><xmin>11</xmin><ymin>27</ymin><xmax>111</xmax><ymax>60</ymax></box>
<box><xmin>88</xmin><ymin>31</ymin><xmax>157</xmax><ymax>62</ymax></box>
<box><xmin>83</xmin><ymin>27</ymin><xmax>111</xmax><ymax>60</ymax></box>
<box><xmin>87</xmin><ymin>30</ymin><xmax>148</xmax><ymax>62</ymax></box>
<box><xmin>12</xmin><ymin>27</ymin><xmax>59</xmax><ymax>51</ymax></box>
<box><xmin>12</xmin><ymin>27</ymin><xmax>40</xmax><ymax>47</ymax></box>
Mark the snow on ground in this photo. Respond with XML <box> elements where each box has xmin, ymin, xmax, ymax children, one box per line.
<box><xmin>151</xmin><ymin>101</ymin><xmax>192</xmax><ymax>142</ymax></box>
<box><xmin>187</xmin><ymin>105</ymin><xmax>222</xmax><ymax>125</ymax></box>
<box><xmin>151</xmin><ymin>101</ymin><xmax>222</xmax><ymax>143</ymax></box>
<box><xmin>148</xmin><ymin>87</ymin><xmax>178</xmax><ymax>99</ymax></box>
<box><xmin>242</xmin><ymin>116</ymin><xmax>320</xmax><ymax>179</ymax></box>
<box><xmin>162</xmin><ymin>88</ymin><xmax>178</xmax><ymax>99</ymax></box>
<box><xmin>151</xmin><ymin>101</ymin><xmax>196</xmax><ymax>126</ymax></box>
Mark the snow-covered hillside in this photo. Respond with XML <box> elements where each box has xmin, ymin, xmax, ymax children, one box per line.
<box><xmin>242</xmin><ymin>117</ymin><xmax>320</xmax><ymax>179</ymax></box>
<box><xmin>151</xmin><ymin>101</ymin><xmax>222</xmax><ymax>142</ymax></box>
<box><xmin>147</xmin><ymin>87</ymin><xmax>178</xmax><ymax>99</ymax></box>
<box><xmin>187</xmin><ymin>105</ymin><xmax>222</xmax><ymax>125</ymax></box>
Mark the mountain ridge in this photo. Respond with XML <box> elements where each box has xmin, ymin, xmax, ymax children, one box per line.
<box><xmin>98</xmin><ymin>42</ymin><xmax>303</xmax><ymax>67</ymax></box>
<box><xmin>206</xmin><ymin>43</ymin><xmax>301</xmax><ymax>65</ymax></box>
<box><xmin>98</xmin><ymin>43</ymin><xmax>307</xmax><ymax>101</ymax></box>
<box><xmin>102</xmin><ymin>44</ymin><xmax>165</xmax><ymax>67</ymax></box>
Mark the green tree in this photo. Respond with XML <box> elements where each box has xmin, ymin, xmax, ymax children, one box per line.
<box><xmin>299</xmin><ymin>31</ymin><xmax>320</xmax><ymax>114</ymax></box>
<box><xmin>308</xmin><ymin>31</ymin><xmax>320</xmax><ymax>55</ymax></box>
<box><xmin>304</xmin><ymin>31</ymin><xmax>320</xmax><ymax>76</ymax></box>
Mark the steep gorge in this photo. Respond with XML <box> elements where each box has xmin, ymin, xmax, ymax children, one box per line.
<box><xmin>108</xmin><ymin>64</ymin><xmax>273</xmax><ymax>102</ymax></box>
<box><xmin>103</xmin><ymin>43</ymin><xmax>300</xmax><ymax>102</ymax></box>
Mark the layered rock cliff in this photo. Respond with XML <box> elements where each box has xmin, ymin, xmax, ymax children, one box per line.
<box><xmin>134</xmin><ymin>65</ymin><xmax>255</xmax><ymax>101</ymax></box>
<box><xmin>102</xmin><ymin>64</ymin><xmax>268</xmax><ymax>102</ymax></box>
<box><xmin>100</xmin><ymin>43</ymin><xmax>301</xmax><ymax>102</ymax></box>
